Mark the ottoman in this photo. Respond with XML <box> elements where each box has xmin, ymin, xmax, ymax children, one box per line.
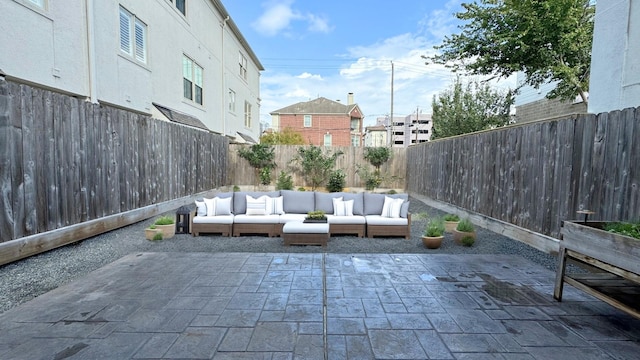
<box><xmin>282</xmin><ymin>221</ymin><xmax>329</xmax><ymax>247</ymax></box>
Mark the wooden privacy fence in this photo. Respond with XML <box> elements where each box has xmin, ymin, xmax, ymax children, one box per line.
<box><xmin>0</xmin><ymin>79</ymin><xmax>228</xmax><ymax>243</ymax></box>
<box><xmin>407</xmin><ymin>107</ymin><xmax>640</xmax><ymax>239</ymax></box>
<box><xmin>228</xmin><ymin>144</ymin><xmax>407</xmax><ymax>190</ymax></box>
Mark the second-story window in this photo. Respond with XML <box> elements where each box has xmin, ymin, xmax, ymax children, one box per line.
<box><xmin>239</xmin><ymin>53</ymin><xmax>248</xmax><ymax>80</ymax></box>
<box><xmin>119</xmin><ymin>6</ymin><xmax>147</xmax><ymax>64</ymax></box>
<box><xmin>183</xmin><ymin>55</ymin><xmax>203</xmax><ymax>105</ymax></box>
<box><xmin>169</xmin><ymin>0</ymin><xmax>186</xmax><ymax>16</ymax></box>
<box><xmin>324</xmin><ymin>133</ymin><xmax>332</xmax><ymax>146</ymax></box>
<box><xmin>244</xmin><ymin>101</ymin><xmax>252</xmax><ymax>128</ymax></box>
<box><xmin>228</xmin><ymin>89</ymin><xmax>236</xmax><ymax>112</ymax></box>
<box><xmin>303</xmin><ymin>115</ymin><xmax>312</xmax><ymax>127</ymax></box>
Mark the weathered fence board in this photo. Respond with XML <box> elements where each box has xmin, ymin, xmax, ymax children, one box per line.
<box><xmin>408</xmin><ymin>107</ymin><xmax>640</xmax><ymax>239</ymax></box>
<box><xmin>0</xmin><ymin>79</ymin><xmax>228</xmax><ymax>244</ymax></box>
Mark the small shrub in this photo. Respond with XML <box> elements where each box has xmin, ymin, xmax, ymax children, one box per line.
<box><xmin>233</xmin><ymin>185</ymin><xmax>240</xmax><ymax>192</ymax></box>
<box><xmin>276</xmin><ymin>171</ymin><xmax>294</xmax><ymax>190</ymax></box>
<box><xmin>298</xmin><ymin>187</ymin><xmax>306</xmax><ymax>191</ymax></box>
<box><xmin>152</xmin><ymin>232</ymin><xmax>163</xmax><ymax>241</ymax></box>
<box><xmin>386</xmin><ymin>189</ymin><xmax>397</xmax><ymax>195</ymax></box>
<box><xmin>423</xmin><ymin>217</ymin><xmax>445</xmax><ymax>237</ymax></box>
<box><xmin>326</xmin><ymin>169</ymin><xmax>346</xmax><ymax>192</ymax></box>
<box><xmin>444</xmin><ymin>213</ymin><xmax>460</xmax><ymax>222</ymax></box>
<box><xmin>461</xmin><ymin>235</ymin><xmax>475</xmax><ymax>247</ymax></box>
<box><xmin>456</xmin><ymin>218</ymin><xmax>474</xmax><ymax>232</ymax></box>
<box><xmin>149</xmin><ymin>224</ymin><xmax>157</xmax><ymax>229</ymax></box>
<box><xmin>154</xmin><ymin>215</ymin><xmax>174</xmax><ymax>225</ymax></box>
<box><xmin>604</xmin><ymin>221</ymin><xmax>640</xmax><ymax>240</ymax></box>
<box><xmin>306</xmin><ymin>210</ymin><xmax>326</xmax><ymax>220</ymax></box>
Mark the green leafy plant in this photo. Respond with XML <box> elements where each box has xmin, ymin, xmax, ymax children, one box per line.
<box><xmin>276</xmin><ymin>171</ymin><xmax>294</xmax><ymax>190</ymax></box>
<box><xmin>154</xmin><ymin>216</ymin><xmax>174</xmax><ymax>226</ymax></box>
<box><xmin>444</xmin><ymin>214</ymin><xmax>460</xmax><ymax>222</ymax></box>
<box><xmin>326</xmin><ymin>169</ymin><xmax>346</xmax><ymax>192</ymax></box>
<box><xmin>356</xmin><ymin>165</ymin><xmax>382</xmax><ymax>191</ymax></box>
<box><xmin>237</xmin><ymin>143</ymin><xmax>276</xmax><ymax>186</ymax></box>
<box><xmin>604</xmin><ymin>221</ymin><xmax>640</xmax><ymax>240</ymax></box>
<box><xmin>298</xmin><ymin>187</ymin><xmax>306</xmax><ymax>191</ymax></box>
<box><xmin>456</xmin><ymin>218</ymin><xmax>474</xmax><ymax>232</ymax></box>
<box><xmin>461</xmin><ymin>235</ymin><xmax>475</xmax><ymax>247</ymax></box>
<box><xmin>424</xmin><ymin>217</ymin><xmax>445</xmax><ymax>237</ymax></box>
<box><xmin>364</xmin><ymin>147</ymin><xmax>392</xmax><ymax>173</ymax></box>
<box><xmin>233</xmin><ymin>185</ymin><xmax>241</xmax><ymax>192</ymax></box>
<box><xmin>292</xmin><ymin>145</ymin><xmax>343</xmax><ymax>190</ymax></box>
<box><xmin>386</xmin><ymin>189</ymin><xmax>397</xmax><ymax>195</ymax></box>
<box><xmin>149</xmin><ymin>224</ymin><xmax>157</xmax><ymax>229</ymax></box>
<box><xmin>306</xmin><ymin>210</ymin><xmax>327</xmax><ymax>220</ymax></box>
<box><xmin>152</xmin><ymin>232</ymin><xmax>163</xmax><ymax>241</ymax></box>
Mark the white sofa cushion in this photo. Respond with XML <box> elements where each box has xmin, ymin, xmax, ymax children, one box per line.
<box><xmin>233</xmin><ymin>214</ymin><xmax>280</xmax><ymax>224</ymax></box>
<box><xmin>195</xmin><ymin>200</ymin><xmax>207</xmax><ymax>217</ymax></box>
<box><xmin>365</xmin><ymin>215</ymin><xmax>408</xmax><ymax>226</ymax></box>
<box><xmin>278</xmin><ymin>213</ymin><xmax>307</xmax><ymax>223</ymax></box>
<box><xmin>192</xmin><ymin>215</ymin><xmax>234</xmax><ymax>224</ymax></box>
<box><xmin>282</xmin><ymin>222</ymin><xmax>329</xmax><ymax>234</ymax></box>
<box><xmin>381</xmin><ymin>196</ymin><xmax>404</xmax><ymax>218</ymax></box>
<box><xmin>266</xmin><ymin>196</ymin><xmax>285</xmax><ymax>215</ymax></box>
<box><xmin>333</xmin><ymin>198</ymin><xmax>353</xmax><ymax>216</ymax></box>
<box><xmin>327</xmin><ymin>215</ymin><xmax>365</xmax><ymax>224</ymax></box>
<box><xmin>246</xmin><ymin>195</ymin><xmax>268</xmax><ymax>215</ymax></box>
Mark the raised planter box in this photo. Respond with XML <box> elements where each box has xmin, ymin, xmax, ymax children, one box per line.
<box><xmin>554</xmin><ymin>221</ymin><xmax>640</xmax><ymax>319</ymax></box>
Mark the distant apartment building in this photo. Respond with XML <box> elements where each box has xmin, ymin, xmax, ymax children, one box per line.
<box><xmin>1</xmin><ymin>0</ymin><xmax>263</xmax><ymax>142</ymax></box>
<box><xmin>367</xmin><ymin>113</ymin><xmax>432</xmax><ymax>147</ymax></box>
<box><xmin>270</xmin><ymin>94</ymin><xmax>364</xmax><ymax>146</ymax></box>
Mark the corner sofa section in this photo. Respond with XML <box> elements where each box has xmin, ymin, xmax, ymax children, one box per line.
<box><xmin>190</xmin><ymin>190</ymin><xmax>410</xmax><ymax>239</ymax></box>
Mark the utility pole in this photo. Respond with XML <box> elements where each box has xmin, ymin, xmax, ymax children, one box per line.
<box><xmin>389</xmin><ymin>61</ymin><xmax>394</xmax><ymax>147</ymax></box>
<box><xmin>415</xmin><ymin>106</ymin><xmax>419</xmax><ymax>144</ymax></box>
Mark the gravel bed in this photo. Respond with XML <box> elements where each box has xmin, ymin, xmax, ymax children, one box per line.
<box><xmin>0</xmin><ymin>197</ymin><xmax>558</xmax><ymax>315</ymax></box>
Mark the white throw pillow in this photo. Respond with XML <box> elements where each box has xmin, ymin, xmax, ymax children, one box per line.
<box><xmin>246</xmin><ymin>195</ymin><xmax>268</xmax><ymax>215</ymax></box>
<box><xmin>214</xmin><ymin>197</ymin><xmax>232</xmax><ymax>215</ymax></box>
<box><xmin>203</xmin><ymin>197</ymin><xmax>216</xmax><ymax>217</ymax></box>
<box><xmin>333</xmin><ymin>199</ymin><xmax>353</xmax><ymax>216</ymax></box>
<box><xmin>266</xmin><ymin>196</ymin><xmax>284</xmax><ymax>215</ymax></box>
<box><xmin>331</xmin><ymin>197</ymin><xmax>344</xmax><ymax>215</ymax></box>
<box><xmin>195</xmin><ymin>200</ymin><xmax>207</xmax><ymax>217</ymax></box>
<box><xmin>381</xmin><ymin>196</ymin><xmax>404</xmax><ymax>218</ymax></box>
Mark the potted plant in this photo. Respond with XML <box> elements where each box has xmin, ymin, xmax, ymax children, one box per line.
<box><xmin>304</xmin><ymin>210</ymin><xmax>327</xmax><ymax>223</ymax></box>
<box><xmin>443</xmin><ymin>213</ymin><xmax>460</xmax><ymax>233</ymax></box>
<box><xmin>422</xmin><ymin>217</ymin><xmax>445</xmax><ymax>249</ymax></box>
<box><xmin>144</xmin><ymin>224</ymin><xmax>161</xmax><ymax>240</ymax></box>
<box><xmin>154</xmin><ymin>215</ymin><xmax>176</xmax><ymax>239</ymax></box>
<box><xmin>453</xmin><ymin>218</ymin><xmax>476</xmax><ymax>244</ymax></box>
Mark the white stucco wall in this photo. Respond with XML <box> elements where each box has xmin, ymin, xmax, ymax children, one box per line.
<box><xmin>0</xmin><ymin>0</ymin><xmax>89</xmax><ymax>96</ymax></box>
<box><xmin>589</xmin><ymin>0</ymin><xmax>640</xmax><ymax>114</ymax></box>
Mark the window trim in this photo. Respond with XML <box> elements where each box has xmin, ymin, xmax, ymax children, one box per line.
<box><xmin>119</xmin><ymin>6</ymin><xmax>147</xmax><ymax>64</ymax></box>
<box><xmin>303</xmin><ymin>115</ymin><xmax>312</xmax><ymax>127</ymax></box>
<box><xmin>183</xmin><ymin>55</ymin><xmax>203</xmax><ymax>105</ymax></box>
<box><xmin>228</xmin><ymin>89</ymin><xmax>236</xmax><ymax>113</ymax></box>
<box><xmin>324</xmin><ymin>133</ymin><xmax>332</xmax><ymax>147</ymax></box>
<box><xmin>244</xmin><ymin>101</ymin><xmax>252</xmax><ymax>128</ymax></box>
<box><xmin>239</xmin><ymin>53</ymin><xmax>248</xmax><ymax>80</ymax></box>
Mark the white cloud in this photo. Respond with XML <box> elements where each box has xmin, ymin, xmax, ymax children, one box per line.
<box><xmin>252</xmin><ymin>0</ymin><xmax>332</xmax><ymax>37</ymax></box>
<box><xmin>297</xmin><ymin>72</ymin><xmax>324</xmax><ymax>80</ymax></box>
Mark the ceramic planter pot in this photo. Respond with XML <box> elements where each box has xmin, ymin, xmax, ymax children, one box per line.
<box><xmin>444</xmin><ymin>221</ymin><xmax>460</xmax><ymax>233</ymax></box>
<box><xmin>452</xmin><ymin>230</ymin><xmax>476</xmax><ymax>245</ymax></box>
<box><xmin>155</xmin><ymin>224</ymin><xmax>175</xmax><ymax>239</ymax></box>
<box><xmin>422</xmin><ymin>235</ymin><xmax>443</xmax><ymax>249</ymax></box>
<box><xmin>144</xmin><ymin>228</ymin><xmax>161</xmax><ymax>240</ymax></box>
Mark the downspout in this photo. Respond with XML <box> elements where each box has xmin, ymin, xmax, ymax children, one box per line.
<box><xmin>220</xmin><ymin>16</ymin><xmax>229</xmax><ymax>136</ymax></box>
<box><xmin>85</xmin><ymin>0</ymin><xmax>97</xmax><ymax>103</ymax></box>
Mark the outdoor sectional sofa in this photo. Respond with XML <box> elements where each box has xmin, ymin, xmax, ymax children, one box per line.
<box><xmin>190</xmin><ymin>190</ymin><xmax>411</xmax><ymax>239</ymax></box>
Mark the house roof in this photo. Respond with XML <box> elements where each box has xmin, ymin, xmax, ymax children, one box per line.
<box><xmin>270</xmin><ymin>97</ymin><xmax>362</xmax><ymax>116</ymax></box>
<box><xmin>153</xmin><ymin>103</ymin><xmax>210</xmax><ymax>131</ymax></box>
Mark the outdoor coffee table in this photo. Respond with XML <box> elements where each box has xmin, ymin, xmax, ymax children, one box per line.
<box><xmin>282</xmin><ymin>221</ymin><xmax>329</xmax><ymax>247</ymax></box>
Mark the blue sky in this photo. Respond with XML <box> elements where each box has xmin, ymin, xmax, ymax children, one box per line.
<box><xmin>224</xmin><ymin>0</ymin><xmax>515</xmax><ymax>127</ymax></box>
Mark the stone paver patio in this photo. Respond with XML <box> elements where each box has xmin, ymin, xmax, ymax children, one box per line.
<box><xmin>1</xmin><ymin>252</ymin><xmax>639</xmax><ymax>359</ymax></box>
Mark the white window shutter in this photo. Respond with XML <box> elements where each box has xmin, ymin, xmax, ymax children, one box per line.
<box><xmin>119</xmin><ymin>8</ymin><xmax>132</xmax><ymax>55</ymax></box>
<box><xmin>134</xmin><ymin>19</ymin><xmax>146</xmax><ymax>63</ymax></box>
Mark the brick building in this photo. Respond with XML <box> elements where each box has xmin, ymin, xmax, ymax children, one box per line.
<box><xmin>270</xmin><ymin>94</ymin><xmax>364</xmax><ymax>146</ymax></box>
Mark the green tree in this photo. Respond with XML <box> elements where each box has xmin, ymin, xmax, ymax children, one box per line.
<box><xmin>429</xmin><ymin>0</ymin><xmax>593</xmax><ymax>104</ymax></box>
<box><xmin>237</xmin><ymin>144</ymin><xmax>276</xmax><ymax>185</ymax></box>
<box><xmin>293</xmin><ymin>145</ymin><xmax>343</xmax><ymax>191</ymax></box>
<box><xmin>260</xmin><ymin>127</ymin><xmax>306</xmax><ymax>145</ymax></box>
<box><xmin>431</xmin><ymin>77</ymin><xmax>513</xmax><ymax>139</ymax></box>
<box><xmin>363</xmin><ymin>147</ymin><xmax>392</xmax><ymax>173</ymax></box>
